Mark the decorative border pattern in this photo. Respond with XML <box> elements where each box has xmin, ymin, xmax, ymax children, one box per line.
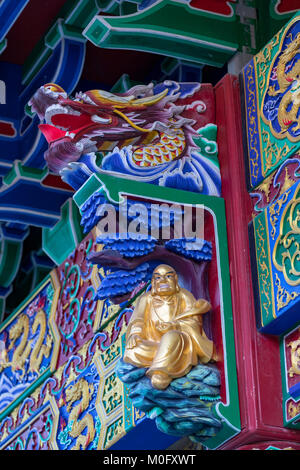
<box><xmin>250</xmin><ymin>180</ymin><xmax>300</xmax><ymax>334</ymax></box>
<box><xmin>0</xmin><ymin>275</ymin><xmax>60</xmax><ymax>422</ymax></box>
<box><xmin>73</xmin><ymin>172</ymin><xmax>241</xmax><ymax>449</ymax></box>
<box><xmin>0</xmin><ymin>306</ymin><xmax>145</xmax><ymax>450</ymax></box>
<box><xmin>241</xmin><ymin>13</ymin><xmax>300</xmax><ymax>190</ymax></box>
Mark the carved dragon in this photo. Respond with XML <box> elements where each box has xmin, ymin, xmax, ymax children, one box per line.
<box><xmin>7</xmin><ymin>314</ymin><xmax>32</xmax><ymax>376</ymax></box>
<box><xmin>29</xmin><ymin>309</ymin><xmax>53</xmax><ymax>374</ymax></box>
<box><xmin>269</xmin><ymin>32</ymin><xmax>300</xmax><ymax>95</ymax></box>
<box><xmin>29</xmin><ymin>81</ymin><xmax>221</xmax><ymax>196</ymax></box>
<box><xmin>266</xmin><ymin>32</ymin><xmax>300</xmax><ymax>135</ymax></box>
<box><xmin>1</xmin><ymin>311</ymin><xmax>52</xmax><ymax>377</ymax></box>
<box><xmin>277</xmin><ymin>81</ymin><xmax>300</xmax><ymax>133</ymax></box>
<box><xmin>65</xmin><ymin>378</ymin><xmax>95</xmax><ymax>450</ymax></box>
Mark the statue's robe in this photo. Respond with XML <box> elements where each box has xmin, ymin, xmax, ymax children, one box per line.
<box><xmin>123</xmin><ymin>289</ymin><xmax>214</xmax><ymax>381</ymax></box>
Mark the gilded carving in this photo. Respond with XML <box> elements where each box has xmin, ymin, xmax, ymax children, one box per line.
<box><xmin>255</xmin><ymin>30</ymin><xmax>280</xmax><ymax>96</ymax></box>
<box><xmin>0</xmin><ymin>302</ymin><xmax>140</xmax><ymax>450</ymax></box>
<box><xmin>244</xmin><ymin>62</ymin><xmax>260</xmax><ymax>183</ymax></box>
<box><xmin>275</xmin><ymin>273</ymin><xmax>299</xmax><ymax>310</ymax></box>
<box><xmin>242</xmin><ymin>16</ymin><xmax>300</xmax><ymax>190</ymax></box>
<box><xmin>29</xmin><ymin>310</ymin><xmax>53</xmax><ymax>374</ymax></box>
<box><xmin>287</xmin><ymin>332</ymin><xmax>300</xmax><ymax>377</ymax></box>
<box><xmin>261</xmin><ymin>21</ymin><xmax>300</xmax><ymax>142</ymax></box>
<box><xmin>65</xmin><ymin>378</ymin><xmax>95</xmax><ymax>450</ymax></box>
<box><xmin>255</xmin><ymin>217</ymin><xmax>273</xmax><ymax>320</ymax></box>
<box><xmin>262</xmin><ymin>129</ymin><xmax>295</xmax><ymax>176</ymax></box>
<box><xmin>7</xmin><ymin>314</ymin><xmax>32</xmax><ymax>376</ymax></box>
<box><xmin>288</xmin><ymin>400</ymin><xmax>300</xmax><ymax>419</ymax></box>
<box><xmin>256</xmin><ymin>174</ymin><xmax>273</xmax><ymax>204</ymax></box>
<box><xmin>123</xmin><ymin>264</ymin><xmax>215</xmax><ymax>390</ymax></box>
<box><xmin>104</xmin><ymin>417</ymin><xmax>124</xmax><ymax>449</ymax></box>
<box><xmin>102</xmin><ymin>372</ymin><xmax>123</xmax><ymax>415</ymax></box>
<box><xmin>268</xmin><ymin>33</ymin><xmax>300</xmax><ymax>135</ymax></box>
<box><xmin>273</xmin><ymin>183</ymin><xmax>300</xmax><ymax>286</ymax></box>
<box><xmin>269</xmin><ymin>189</ymin><xmax>291</xmax><ymax>239</ymax></box>
<box><xmin>280</xmin><ymin>166</ymin><xmax>297</xmax><ymax>194</ymax></box>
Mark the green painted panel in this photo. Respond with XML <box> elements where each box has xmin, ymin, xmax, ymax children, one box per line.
<box><xmin>42</xmin><ymin>199</ymin><xmax>84</xmax><ymax>265</ymax></box>
<box><xmin>73</xmin><ymin>172</ymin><xmax>241</xmax><ymax>449</ymax></box>
<box><xmin>256</xmin><ymin>0</ymin><xmax>299</xmax><ymax>49</ymax></box>
<box><xmin>83</xmin><ymin>0</ymin><xmax>240</xmax><ymax>67</ymax></box>
<box><xmin>240</xmin><ymin>13</ymin><xmax>300</xmax><ymax>190</ymax></box>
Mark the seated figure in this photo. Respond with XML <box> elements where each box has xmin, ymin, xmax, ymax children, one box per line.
<box><xmin>123</xmin><ymin>264</ymin><xmax>215</xmax><ymax>390</ymax></box>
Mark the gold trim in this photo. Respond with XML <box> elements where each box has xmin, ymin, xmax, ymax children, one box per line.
<box><xmin>260</xmin><ymin>16</ymin><xmax>300</xmax><ymax>142</ymax></box>
<box><xmin>275</xmin><ymin>272</ymin><xmax>299</xmax><ymax>310</ymax></box>
<box><xmin>253</xmin><ymin>214</ymin><xmax>276</xmax><ymax>326</ymax></box>
<box><xmin>287</xmin><ymin>330</ymin><xmax>300</xmax><ymax>377</ymax></box>
<box><xmin>244</xmin><ymin>61</ymin><xmax>264</xmax><ymax>184</ymax></box>
<box><xmin>49</xmin><ymin>270</ymin><xmax>61</xmax><ymax>372</ymax></box>
<box><xmin>269</xmin><ymin>189</ymin><xmax>291</xmax><ymax>240</ymax></box>
<box><xmin>273</xmin><ymin>183</ymin><xmax>300</xmax><ymax>286</ymax></box>
<box><xmin>261</xmin><ymin>129</ymin><xmax>296</xmax><ymax>176</ymax></box>
<box><xmin>265</xmin><ymin>212</ymin><xmax>277</xmax><ymax>319</ymax></box>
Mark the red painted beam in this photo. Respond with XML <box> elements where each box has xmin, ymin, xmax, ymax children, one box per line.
<box><xmin>214</xmin><ymin>74</ymin><xmax>300</xmax><ymax>448</ymax></box>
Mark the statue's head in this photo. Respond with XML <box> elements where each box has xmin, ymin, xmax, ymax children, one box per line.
<box><xmin>151</xmin><ymin>264</ymin><xmax>180</xmax><ymax>296</ymax></box>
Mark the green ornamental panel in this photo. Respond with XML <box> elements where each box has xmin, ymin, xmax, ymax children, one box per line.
<box><xmin>0</xmin><ymin>301</ymin><xmax>145</xmax><ymax>450</ymax></box>
<box><xmin>73</xmin><ymin>172</ymin><xmax>241</xmax><ymax>450</ymax></box>
<box><xmin>42</xmin><ymin>199</ymin><xmax>84</xmax><ymax>266</ymax></box>
<box><xmin>0</xmin><ymin>274</ymin><xmax>60</xmax><ymax>422</ymax></box>
<box><xmin>249</xmin><ymin>179</ymin><xmax>300</xmax><ymax>334</ymax></box>
<box><xmin>83</xmin><ymin>0</ymin><xmax>245</xmax><ymax>67</ymax></box>
<box><xmin>255</xmin><ymin>0</ymin><xmax>300</xmax><ymax>50</ymax></box>
<box><xmin>0</xmin><ymin>230</ymin><xmax>145</xmax><ymax>450</ymax></box>
<box><xmin>240</xmin><ymin>12</ymin><xmax>300</xmax><ymax>190</ymax></box>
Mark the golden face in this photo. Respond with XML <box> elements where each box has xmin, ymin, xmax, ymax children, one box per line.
<box><xmin>152</xmin><ymin>265</ymin><xmax>178</xmax><ymax>296</ymax></box>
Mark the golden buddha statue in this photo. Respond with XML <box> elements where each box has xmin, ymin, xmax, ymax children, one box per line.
<box><xmin>123</xmin><ymin>264</ymin><xmax>215</xmax><ymax>390</ymax></box>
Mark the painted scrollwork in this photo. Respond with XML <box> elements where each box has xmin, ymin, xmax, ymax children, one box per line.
<box><xmin>244</xmin><ymin>62</ymin><xmax>260</xmax><ymax>183</ymax></box>
<box><xmin>255</xmin><ymin>217</ymin><xmax>272</xmax><ymax>320</ymax></box>
<box><xmin>275</xmin><ymin>273</ymin><xmax>299</xmax><ymax>310</ymax></box>
<box><xmin>255</xmin><ymin>30</ymin><xmax>281</xmax><ymax>97</ymax></box>
<box><xmin>269</xmin><ymin>189</ymin><xmax>291</xmax><ymax>239</ymax></box>
<box><xmin>273</xmin><ymin>183</ymin><xmax>300</xmax><ymax>286</ymax></box>
<box><xmin>262</xmin><ymin>129</ymin><xmax>295</xmax><ymax>176</ymax></box>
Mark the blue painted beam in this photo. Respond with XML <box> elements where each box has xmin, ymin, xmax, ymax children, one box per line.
<box><xmin>110</xmin><ymin>416</ymin><xmax>179</xmax><ymax>450</ymax></box>
<box><xmin>0</xmin><ymin>0</ymin><xmax>29</xmax><ymax>45</ymax></box>
<box><xmin>0</xmin><ymin>162</ymin><xmax>73</xmax><ymax>228</ymax></box>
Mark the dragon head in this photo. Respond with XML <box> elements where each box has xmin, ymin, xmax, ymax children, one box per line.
<box><xmin>8</xmin><ymin>315</ymin><xmax>26</xmax><ymax>350</ymax></box>
<box><xmin>29</xmin><ymin>82</ymin><xmax>191</xmax><ymax>174</ymax></box>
